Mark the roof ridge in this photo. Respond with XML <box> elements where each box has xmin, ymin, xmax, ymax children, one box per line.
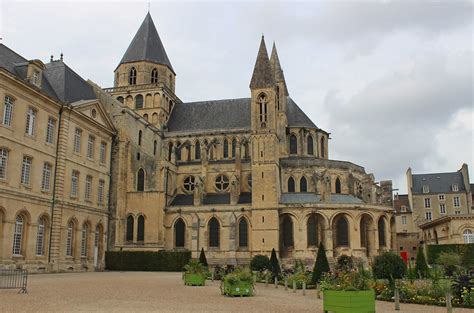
<box><xmin>0</xmin><ymin>43</ymin><xmax>28</xmax><ymax>63</ymax></box>
<box><xmin>181</xmin><ymin>97</ymin><xmax>250</xmax><ymax>105</ymax></box>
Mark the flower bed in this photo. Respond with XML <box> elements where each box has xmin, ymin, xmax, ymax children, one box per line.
<box><xmin>221</xmin><ymin>268</ymin><xmax>255</xmax><ymax>297</ymax></box>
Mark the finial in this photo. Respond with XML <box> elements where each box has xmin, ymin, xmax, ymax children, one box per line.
<box><xmin>262</xmin><ymin>33</ymin><xmax>264</xmax><ymax>39</ymax></box>
<box><xmin>60</xmin><ymin>53</ymin><xmax>63</xmax><ymax>61</ymax></box>
<box><xmin>148</xmin><ymin>2</ymin><xmax>151</xmax><ymax>12</ymax></box>
<box><xmin>50</xmin><ymin>55</ymin><xmax>54</xmax><ymax>62</ymax></box>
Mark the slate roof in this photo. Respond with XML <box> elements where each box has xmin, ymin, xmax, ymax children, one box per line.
<box><xmin>393</xmin><ymin>194</ymin><xmax>411</xmax><ymax>213</ymax></box>
<box><xmin>167</xmin><ymin>96</ymin><xmax>316</xmax><ymax>133</ymax></box>
<box><xmin>169</xmin><ymin>192</ymin><xmax>252</xmax><ymax>206</ymax></box>
<box><xmin>119</xmin><ymin>12</ymin><xmax>173</xmax><ymax>73</ymax></box>
<box><xmin>250</xmin><ymin>37</ymin><xmax>274</xmax><ymax>89</ymax></box>
<box><xmin>280</xmin><ymin>193</ymin><xmax>363</xmax><ymax>204</ymax></box>
<box><xmin>44</xmin><ymin>61</ymin><xmax>97</xmax><ymax>104</ymax></box>
<box><xmin>411</xmin><ymin>172</ymin><xmax>466</xmax><ymax>195</ymax></box>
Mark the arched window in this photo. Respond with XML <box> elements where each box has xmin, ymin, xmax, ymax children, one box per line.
<box><xmin>464</xmin><ymin>230</ymin><xmax>473</xmax><ymax>243</ymax></box>
<box><xmin>335</xmin><ymin>216</ymin><xmax>349</xmax><ymax>247</ymax></box>
<box><xmin>126</xmin><ymin>216</ymin><xmax>134</xmax><ymax>242</ymax></box>
<box><xmin>176</xmin><ymin>142</ymin><xmax>182</xmax><ymax>161</ymax></box>
<box><xmin>307</xmin><ymin>215</ymin><xmax>317</xmax><ymax>246</ymax></box>
<box><xmin>137</xmin><ymin>215</ymin><xmax>145</xmax><ymax>242</ymax></box>
<box><xmin>231</xmin><ymin>139</ymin><xmax>237</xmax><ymax>158</ymax></box>
<box><xmin>258</xmin><ymin>94</ymin><xmax>268</xmax><ymax>126</ymax></box>
<box><xmin>137</xmin><ymin>168</ymin><xmax>145</xmax><ymax>191</ymax></box>
<box><xmin>151</xmin><ymin>68</ymin><xmax>158</xmax><ymax>83</ymax></box>
<box><xmin>81</xmin><ymin>224</ymin><xmax>88</xmax><ymax>257</ymax></box>
<box><xmin>36</xmin><ymin>217</ymin><xmax>46</xmax><ymax>256</ymax></box>
<box><xmin>195</xmin><ymin>141</ymin><xmax>201</xmax><ymax>160</ymax></box>
<box><xmin>223</xmin><ymin>139</ymin><xmax>229</xmax><ymax>158</ymax></box>
<box><xmin>335</xmin><ymin>177</ymin><xmax>341</xmax><ymax>194</ymax></box>
<box><xmin>209</xmin><ymin>217</ymin><xmax>220</xmax><ymax>248</ymax></box>
<box><xmin>282</xmin><ymin>215</ymin><xmax>294</xmax><ymax>247</ymax></box>
<box><xmin>117</xmin><ymin>96</ymin><xmax>124</xmax><ymax>103</ymax></box>
<box><xmin>66</xmin><ymin>221</ymin><xmax>74</xmax><ymax>256</ymax></box>
<box><xmin>243</xmin><ymin>142</ymin><xmax>250</xmax><ymax>159</ymax></box>
<box><xmin>300</xmin><ymin>177</ymin><xmax>307</xmax><ymax>192</ymax></box>
<box><xmin>289</xmin><ymin>134</ymin><xmax>297</xmax><ymax>155</ymax></box>
<box><xmin>153</xmin><ymin>140</ymin><xmax>157</xmax><ymax>155</ymax></box>
<box><xmin>307</xmin><ymin>135</ymin><xmax>314</xmax><ymax>155</ymax></box>
<box><xmin>434</xmin><ymin>230</ymin><xmax>439</xmax><ymax>245</ymax></box>
<box><xmin>12</xmin><ymin>215</ymin><xmax>24</xmax><ymax>255</ymax></box>
<box><xmin>174</xmin><ymin>219</ymin><xmax>185</xmax><ymax>247</ymax></box>
<box><xmin>135</xmin><ymin>95</ymin><xmax>143</xmax><ymax>109</ymax></box>
<box><xmin>378</xmin><ymin>218</ymin><xmax>386</xmax><ymax>247</ymax></box>
<box><xmin>143</xmin><ymin>114</ymin><xmax>149</xmax><ymax>121</ymax></box>
<box><xmin>360</xmin><ymin>216</ymin><xmax>371</xmax><ymax>249</ymax></box>
<box><xmin>288</xmin><ymin>177</ymin><xmax>295</xmax><ymax>192</ymax></box>
<box><xmin>138</xmin><ymin>130</ymin><xmax>142</xmax><ymax>146</ymax></box>
<box><xmin>129</xmin><ymin>67</ymin><xmax>137</xmax><ymax>85</ymax></box>
<box><xmin>168</xmin><ymin>142</ymin><xmax>173</xmax><ymax>161</ymax></box>
<box><xmin>238</xmin><ymin>218</ymin><xmax>248</xmax><ymax>248</ymax></box>
<box><xmin>321</xmin><ymin>137</ymin><xmax>325</xmax><ymax>158</ymax></box>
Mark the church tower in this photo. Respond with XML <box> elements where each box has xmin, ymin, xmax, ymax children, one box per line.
<box><xmin>105</xmin><ymin>13</ymin><xmax>178</xmax><ymax>128</ymax></box>
<box><xmin>249</xmin><ymin>37</ymin><xmax>281</xmax><ymax>254</ymax></box>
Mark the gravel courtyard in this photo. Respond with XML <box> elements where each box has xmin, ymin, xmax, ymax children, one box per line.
<box><xmin>0</xmin><ymin>272</ymin><xmax>472</xmax><ymax>313</ymax></box>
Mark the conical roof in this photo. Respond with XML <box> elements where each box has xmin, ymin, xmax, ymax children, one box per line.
<box><xmin>270</xmin><ymin>43</ymin><xmax>289</xmax><ymax>95</ymax></box>
<box><xmin>118</xmin><ymin>13</ymin><xmax>174</xmax><ymax>73</ymax></box>
<box><xmin>249</xmin><ymin>36</ymin><xmax>274</xmax><ymax>89</ymax></box>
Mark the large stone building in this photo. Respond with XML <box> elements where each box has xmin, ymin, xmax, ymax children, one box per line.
<box><xmin>0</xmin><ymin>13</ymin><xmax>396</xmax><ymax>272</ymax></box>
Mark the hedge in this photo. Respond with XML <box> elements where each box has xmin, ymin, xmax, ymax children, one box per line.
<box><xmin>427</xmin><ymin>244</ymin><xmax>474</xmax><ymax>267</ymax></box>
<box><xmin>105</xmin><ymin>250</ymin><xmax>191</xmax><ymax>271</ymax></box>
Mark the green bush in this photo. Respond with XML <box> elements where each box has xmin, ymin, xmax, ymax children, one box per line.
<box><xmin>184</xmin><ymin>259</ymin><xmax>207</xmax><ymax>274</ymax></box>
<box><xmin>105</xmin><ymin>250</ymin><xmax>191</xmax><ymax>271</ymax></box>
<box><xmin>223</xmin><ymin>268</ymin><xmax>254</xmax><ymax>286</ymax></box>
<box><xmin>415</xmin><ymin>246</ymin><xmax>429</xmax><ymax>278</ymax></box>
<box><xmin>199</xmin><ymin>248</ymin><xmax>208</xmax><ymax>267</ymax></box>
<box><xmin>436</xmin><ymin>252</ymin><xmax>461</xmax><ymax>276</ymax></box>
<box><xmin>372</xmin><ymin>251</ymin><xmax>406</xmax><ymax>286</ymax></box>
<box><xmin>250</xmin><ymin>255</ymin><xmax>271</xmax><ymax>272</ymax></box>
<box><xmin>270</xmin><ymin>248</ymin><xmax>281</xmax><ymax>279</ymax></box>
<box><xmin>336</xmin><ymin>255</ymin><xmax>354</xmax><ymax>271</ymax></box>
<box><xmin>428</xmin><ymin>244</ymin><xmax>474</xmax><ymax>269</ymax></box>
<box><xmin>311</xmin><ymin>242</ymin><xmax>330</xmax><ymax>284</ymax></box>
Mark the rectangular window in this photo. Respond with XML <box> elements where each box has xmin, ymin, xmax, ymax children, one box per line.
<box><xmin>66</xmin><ymin>224</ymin><xmax>73</xmax><ymax>257</ymax></box>
<box><xmin>422</xmin><ymin>185</ymin><xmax>429</xmax><ymax>193</ymax></box>
<box><xmin>0</xmin><ymin>148</ymin><xmax>8</xmax><ymax>179</ymax></box>
<box><xmin>36</xmin><ymin>219</ymin><xmax>45</xmax><ymax>256</ymax></box>
<box><xmin>425</xmin><ymin>211</ymin><xmax>432</xmax><ymax>221</ymax></box>
<box><xmin>85</xmin><ymin>175</ymin><xmax>92</xmax><ymax>201</ymax></box>
<box><xmin>74</xmin><ymin>128</ymin><xmax>82</xmax><ymax>153</ymax></box>
<box><xmin>41</xmin><ymin>163</ymin><xmax>52</xmax><ymax>191</ymax></box>
<box><xmin>454</xmin><ymin>196</ymin><xmax>460</xmax><ymax>207</ymax></box>
<box><xmin>81</xmin><ymin>227</ymin><xmax>88</xmax><ymax>257</ymax></box>
<box><xmin>424</xmin><ymin>198</ymin><xmax>431</xmax><ymax>209</ymax></box>
<box><xmin>87</xmin><ymin>135</ymin><xmax>95</xmax><ymax>159</ymax></box>
<box><xmin>455</xmin><ymin>210</ymin><xmax>461</xmax><ymax>215</ymax></box>
<box><xmin>21</xmin><ymin>155</ymin><xmax>32</xmax><ymax>185</ymax></box>
<box><xmin>71</xmin><ymin>171</ymin><xmax>79</xmax><ymax>197</ymax></box>
<box><xmin>440</xmin><ymin>203</ymin><xmax>446</xmax><ymax>214</ymax></box>
<box><xmin>98</xmin><ymin>179</ymin><xmax>105</xmax><ymax>204</ymax></box>
<box><xmin>25</xmin><ymin>107</ymin><xmax>37</xmax><ymax>136</ymax></box>
<box><xmin>46</xmin><ymin>116</ymin><xmax>56</xmax><ymax>144</ymax></box>
<box><xmin>32</xmin><ymin>70</ymin><xmax>40</xmax><ymax>86</ymax></box>
<box><xmin>401</xmin><ymin>216</ymin><xmax>407</xmax><ymax>225</ymax></box>
<box><xmin>99</xmin><ymin>142</ymin><xmax>106</xmax><ymax>164</ymax></box>
<box><xmin>438</xmin><ymin>194</ymin><xmax>445</xmax><ymax>201</ymax></box>
<box><xmin>3</xmin><ymin>96</ymin><xmax>14</xmax><ymax>126</ymax></box>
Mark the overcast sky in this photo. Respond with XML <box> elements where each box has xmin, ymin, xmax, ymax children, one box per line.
<box><xmin>1</xmin><ymin>0</ymin><xmax>472</xmax><ymax>193</ymax></box>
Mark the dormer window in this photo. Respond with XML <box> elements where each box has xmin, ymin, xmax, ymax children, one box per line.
<box><xmin>401</xmin><ymin>206</ymin><xmax>407</xmax><ymax>213</ymax></box>
<box><xmin>32</xmin><ymin>70</ymin><xmax>40</xmax><ymax>86</ymax></box>
<box><xmin>422</xmin><ymin>185</ymin><xmax>429</xmax><ymax>193</ymax></box>
<box><xmin>452</xmin><ymin>184</ymin><xmax>459</xmax><ymax>192</ymax></box>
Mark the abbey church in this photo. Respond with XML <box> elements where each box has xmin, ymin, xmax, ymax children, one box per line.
<box><xmin>0</xmin><ymin>13</ymin><xmax>395</xmax><ymax>272</ymax></box>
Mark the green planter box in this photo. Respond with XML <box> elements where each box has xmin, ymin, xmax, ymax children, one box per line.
<box><xmin>221</xmin><ymin>280</ymin><xmax>254</xmax><ymax>297</ymax></box>
<box><xmin>323</xmin><ymin>290</ymin><xmax>375</xmax><ymax>313</ymax></box>
<box><xmin>184</xmin><ymin>273</ymin><xmax>206</xmax><ymax>286</ymax></box>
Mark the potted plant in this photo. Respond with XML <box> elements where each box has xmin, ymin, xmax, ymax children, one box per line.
<box><xmin>321</xmin><ymin>262</ymin><xmax>375</xmax><ymax>313</ymax></box>
<box><xmin>220</xmin><ymin>268</ymin><xmax>255</xmax><ymax>297</ymax></box>
<box><xmin>183</xmin><ymin>260</ymin><xmax>207</xmax><ymax>286</ymax></box>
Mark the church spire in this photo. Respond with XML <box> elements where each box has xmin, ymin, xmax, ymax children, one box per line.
<box><xmin>250</xmin><ymin>36</ymin><xmax>275</xmax><ymax>89</ymax></box>
<box><xmin>118</xmin><ymin>12</ymin><xmax>174</xmax><ymax>73</ymax></box>
<box><xmin>270</xmin><ymin>42</ymin><xmax>289</xmax><ymax>96</ymax></box>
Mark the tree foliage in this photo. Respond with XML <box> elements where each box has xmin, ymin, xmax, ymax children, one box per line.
<box><xmin>250</xmin><ymin>254</ymin><xmax>271</xmax><ymax>272</ymax></box>
<box><xmin>372</xmin><ymin>251</ymin><xmax>406</xmax><ymax>286</ymax></box>
<box><xmin>311</xmin><ymin>242</ymin><xmax>330</xmax><ymax>284</ymax></box>
<box><xmin>270</xmin><ymin>248</ymin><xmax>281</xmax><ymax>279</ymax></box>
<box><xmin>199</xmin><ymin>248</ymin><xmax>208</xmax><ymax>267</ymax></box>
<box><xmin>415</xmin><ymin>246</ymin><xmax>429</xmax><ymax>278</ymax></box>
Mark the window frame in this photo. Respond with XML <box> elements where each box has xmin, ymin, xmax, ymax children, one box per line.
<box><xmin>25</xmin><ymin>106</ymin><xmax>37</xmax><ymax>137</ymax></box>
<box><xmin>0</xmin><ymin>147</ymin><xmax>8</xmax><ymax>180</ymax></box>
<box><xmin>20</xmin><ymin>155</ymin><xmax>33</xmax><ymax>186</ymax></box>
<box><xmin>2</xmin><ymin>96</ymin><xmax>14</xmax><ymax>127</ymax></box>
<box><xmin>41</xmin><ymin>162</ymin><xmax>52</xmax><ymax>191</ymax></box>
<box><xmin>46</xmin><ymin>116</ymin><xmax>56</xmax><ymax>144</ymax></box>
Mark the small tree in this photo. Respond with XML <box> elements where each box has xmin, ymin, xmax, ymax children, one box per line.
<box><xmin>372</xmin><ymin>251</ymin><xmax>406</xmax><ymax>287</ymax></box>
<box><xmin>199</xmin><ymin>248</ymin><xmax>208</xmax><ymax>267</ymax></box>
<box><xmin>250</xmin><ymin>255</ymin><xmax>271</xmax><ymax>272</ymax></box>
<box><xmin>414</xmin><ymin>246</ymin><xmax>429</xmax><ymax>278</ymax></box>
<box><xmin>311</xmin><ymin>242</ymin><xmax>330</xmax><ymax>284</ymax></box>
<box><xmin>270</xmin><ymin>248</ymin><xmax>281</xmax><ymax>279</ymax></box>
<box><xmin>336</xmin><ymin>255</ymin><xmax>354</xmax><ymax>272</ymax></box>
<box><xmin>436</xmin><ymin>252</ymin><xmax>461</xmax><ymax>277</ymax></box>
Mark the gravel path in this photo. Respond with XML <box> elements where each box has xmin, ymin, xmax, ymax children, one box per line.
<box><xmin>0</xmin><ymin>272</ymin><xmax>472</xmax><ymax>313</ymax></box>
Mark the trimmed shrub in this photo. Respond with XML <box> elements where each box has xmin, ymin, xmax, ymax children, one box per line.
<box><xmin>427</xmin><ymin>244</ymin><xmax>474</xmax><ymax>269</ymax></box>
<box><xmin>311</xmin><ymin>242</ymin><xmax>330</xmax><ymax>284</ymax></box>
<box><xmin>250</xmin><ymin>255</ymin><xmax>271</xmax><ymax>272</ymax></box>
<box><xmin>105</xmin><ymin>250</ymin><xmax>191</xmax><ymax>271</ymax></box>
<box><xmin>199</xmin><ymin>248</ymin><xmax>208</xmax><ymax>267</ymax></box>
<box><xmin>415</xmin><ymin>246</ymin><xmax>429</xmax><ymax>278</ymax></box>
<box><xmin>372</xmin><ymin>251</ymin><xmax>406</xmax><ymax>286</ymax></box>
<box><xmin>270</xmin><ymin>248</ymin><xmax>281</xmax><ymax>279</ymax></box>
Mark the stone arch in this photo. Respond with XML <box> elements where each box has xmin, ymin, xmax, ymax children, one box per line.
<box><xmin>208</xmin><ymin>217</ymin><xmax>220</xmax><ymax>248</ymax></box>
<box><xmin>300</xmin><ymin>176</ymin><xmax>308</xmax><ymax>192</ymax></box>
<box><xmin>359</xmin><ymin>213</ymin><xmax>375</xmax><ymax>257</ymax></box>
<box><xmin>307</xmin><ymin>134</ymin><xmax>314</xmax><ymax>155</ymax></box>
<box><xmin>237</xmin><ymin>216</ymin><xmax>250</xmax><ymax>248</ymax></box>
<box><xmin>335</xmin><ymin>177</ymin><xmax>342</xmax><ymax>194</ymax></box>
<box><xmin>126</xmin><ymin>214</ymin><xmax>134</xmax><ymax>242</ymax></box>
<box><xmin>145</xmin><ymin>93</ymin><xmax>153</xmax><ymax>108</ymax></box>
<box><xmin>279</xmin><ymin>214</ymin><xmax>295</xmax><ymax>256</ymax></box>
<box><xmin>320</xmin><ymin>136</ymin><xmax>325</xmax><ymax>158</ymax></box>
<box><xmin>174</xmin><ymin>218</ymin><xmax>186</xmax><ymax>248</ymax></box>
<box><xmin>137</xmin><ymin>168</ymin><xmax>145</xmax><ymax>191</ymax></box>
<box><xmin>332</xmin><ymin>213</ymin><xmax>351</xmax><ymax>248</ymax></box>
<box><xmin>135</xmin><ymin>94</ymin><xmax>144</xmax><ymax>109</ymax></box>
<box><xmin>153</xmin><ymin>93</ymin><xmax>161</xmax><ymax>107</ymax></box>
<box><xmin>289</xmin><ymin>133</ymin><xmax>298</xmax><ymax>155</ymax></box>
<box><xmin>377</xmin><ymin>216</ymin><xmax>387</xmax><ymax>248</ymax></box>
<box><xmin>288</xmin><ymin>176</ymin><xmax>296</xmax><ymax>192</ymax></box>
<box><xmin>137</xmin><ymin>214</ymin><xmax>145</xmax><ymax>242</ymax></box>
<box><xmin>306</xmin><ymin>213</ymin><xmax>326</xmax><ymax>247</ymax></box>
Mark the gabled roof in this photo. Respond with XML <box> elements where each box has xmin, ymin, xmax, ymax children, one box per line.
<box><xmin>118</xmin><ymin>12</ymin><xmax>174</xmax><ymax>73</ymax></box>
<box><xmin>249</xmin><ymin>37</ymin><xmax>274</xmax><ymax>89</ymax></box>
<box><xmin>393</xmin><ymin>194</ymin><xmax>411</xmax><ymax>213</ymax></box>
<box><xmin>44</xmin><ymin>61</ymin><xmax>97</xmax><ymax>104</ymax></box>
<box><xmin>166</xmin><ymin>96</ymin><xmax>317</xmax><ymax>133</ymax></box>
<box><xmin>412</xmin><ymin>171</ymin><xmax>466</xmax><ymax>194</ymax></box>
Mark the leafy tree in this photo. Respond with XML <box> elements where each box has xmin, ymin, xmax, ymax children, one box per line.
<box><xmin>199</xmin><ymin>248</ymin><xmax>208</xmax><ymax>267</ymax></box>
<box><xmin>336</xmin><ymin>255</ymin><xmax>354</xmax><ymax>272</ymax></box>
<box><xmin>372</xmin><ymin>251</ymin><xmax>406</xmax><ymax>287</ymax></box>
<box><xmin>270</xmin><ymin>248</ymin><xmax>281</xmax><ymax>279</ymax></box>
<box><xmin>414</xmin><ymin>246</ymin><xmax>429</xmax><ymax>278</ymax></box>
<box><xmin>250</xmin><ymin>255</ymin><xmax>271</xmax><ymax>272</ymax></box>
<box><xmin>311</xmin><ymin>242</ymin><xmax>330</xmax><ymax>284</ymax></box>
<box><xmin>436</xmin><ymin>252</ymin><xmax>461</xmax><ymax>277</ymax></box>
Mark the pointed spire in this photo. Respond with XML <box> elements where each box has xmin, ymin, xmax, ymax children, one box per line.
<box><xmin>118</xmin><ymin>13</ymin><xmax>174</xmax><ymax>73</ymax></box>
<box><xmin>270</xmin><ymin>42</ymin><xmax>289</xmax><ymax>96</ymax></box>
<box><xmin>250</xmin><ymin>36</ymin><xmax>275</xmax><ymax>89</ymax></box>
